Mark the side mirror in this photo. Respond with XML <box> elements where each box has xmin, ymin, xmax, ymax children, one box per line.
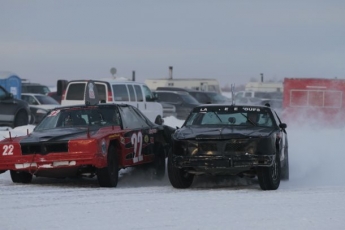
<box><xmin>279</xmin><ymin>123</ymin><xmax>287</xmax><ymax>129</ymax></box>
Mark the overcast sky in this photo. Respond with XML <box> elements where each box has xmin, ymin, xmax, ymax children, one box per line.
<box><xmin>1</xmin><ymin>1</ymin><xmax>344</xmax><ymax>87</ymax></box>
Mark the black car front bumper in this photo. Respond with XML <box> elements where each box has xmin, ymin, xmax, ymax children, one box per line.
<box><xmin>172</xmin><ymin>154</ymin><xmax>275</xmax><ymax>169</ymax></box>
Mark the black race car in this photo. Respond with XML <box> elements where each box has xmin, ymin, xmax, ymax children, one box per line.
<box><xmin>168</xmin><ymin>104</ymin><xmax>289</xmax><ymax>190</ymax></box>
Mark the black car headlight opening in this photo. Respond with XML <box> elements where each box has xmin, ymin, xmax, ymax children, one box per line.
<box><xmin>174</xmin><ymin>140</ymin><xmax>198</xmax><ymax>156</ymax></box>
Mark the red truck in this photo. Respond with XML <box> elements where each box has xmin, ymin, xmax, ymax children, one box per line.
<box><xmin>282</xmin><ymin>78</ymin><xmax>345</xmax><ymax>126</ymax></box>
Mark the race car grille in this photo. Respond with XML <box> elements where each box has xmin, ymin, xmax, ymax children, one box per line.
<box><xmin>21</xmin><ymin>142</ymin><xmax>69</xmax><ymax>155</ymax></box>
<box><xmin>225</xmin><ymin>139</ymin><xmax>254</xmax><ymax>152</ymax></box>
<box><xmin>225</xmin><ymin>142</ymin><xmax>247</xmax><ymax>151</ymax></box>
<box><xmin>199</xmin><ymin>143</ymin><xmax>218</xmax><ymax>152</ymax></box>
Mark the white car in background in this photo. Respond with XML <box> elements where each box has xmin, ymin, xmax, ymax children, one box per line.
<box><xmin>21</xmin><ymin>93</ymin><xmax>60</xmax><ymax>124</ymax></box>
<box><xmin>60</xmin><ymin>79</ymin><xmax>164</xmax><ymax>124</ymax></box>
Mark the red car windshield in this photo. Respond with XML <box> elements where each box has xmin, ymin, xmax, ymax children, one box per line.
<box><xmin>35</xmin><ymin>107</ymin><xmax>120</xmax><ymax>131</ymax></box>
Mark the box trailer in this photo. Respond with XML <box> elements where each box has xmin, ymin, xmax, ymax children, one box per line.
<box><xmin>282</xmin><ymin>78</ymin><xmax>345</xmax><ymax>126</ymax></box>
<box><xmin>145</xmin><ymin>78</ymin><xmax>222</xmax><ymax>94</ymax></box>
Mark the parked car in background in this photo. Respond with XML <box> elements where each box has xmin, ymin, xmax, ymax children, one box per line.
<box><xmin>188</xmin><ymin>90</ymin><xmax>230</xmax><ymax>104</ymax></box>
<box><xmin>235</xmin><ymin>91</ymin><xmax>282</xmax><ymax>102</ymax></box>
<box><xmin>156</xmin><ymin>87</ymin><xmax>230</xmax><ymax>104</ymax></box>
<box><xmin>21</xmin><ymin>81</ymin><xmax>51</xmax><ymax>95</ymax></box>
<box><xmin>234</xmin><ymin>91</ymin><xmax>271</xmax><ymax>99</ymax></box>
<box><xmin>61</xmin><ymin>79</ymin><xmax>163</xmax><ymax>124</ymax></box>
<box><xmin>0</xmin><ymin>85</ymin><xmax>31</xmax><ymax>128</ymax></box>
<box><xmin>21</xmin><ymin>93</ymin><xmax>60</xmax><ymax>124</ymax></box>
<box><xmin>154</xmin><ymin>90</ymin><xmax>201</xmax><ymax>120</ymax></box>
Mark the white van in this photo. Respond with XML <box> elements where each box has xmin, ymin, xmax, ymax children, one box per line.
<box><xmin>60</xmin><ymin>79</ymin><xmax>163</xmax><ymax>124</ymax></box>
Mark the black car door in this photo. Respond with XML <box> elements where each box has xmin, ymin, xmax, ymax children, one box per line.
<box><xmin>0</xmin><ymin>86</ymin><xmax>19</xmax><ymax>123</ymax></box>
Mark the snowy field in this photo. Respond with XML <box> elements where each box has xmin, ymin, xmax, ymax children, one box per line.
<box><xmin>1</xmin><ymin>117</ymin><xmax>345</xmax><ymax>230</ymax></box>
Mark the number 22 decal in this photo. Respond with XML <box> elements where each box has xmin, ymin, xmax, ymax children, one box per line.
<box><xmin>131</xmin><ymin>131</ymin><xmax>143</xmax><ymax>163</ymax></box>
<box><xmin>2</xmin><ymin>145</ymin><xmax>14</xmax><ymax>156</ymax></box>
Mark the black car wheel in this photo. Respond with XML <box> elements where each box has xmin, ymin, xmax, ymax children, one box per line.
<box><xmin>152</xmin><ymin>143</ymin><xmax>166</xmax><ymax>180</ymax></box>
<box><xmin>257</xmin><ymin>150</ymin><xmax>281</xmax><ymax>190</ymax></box>
<box><xmin>97</xmin><ymin>145</ymin><xmax>119</xmax><ymax>187</ymax></box>
<box><xmin>10</xmin><ymin>170</ymin><xmax>33</xmax><ymax>183</ymax></box>
<box><xmin>14</xmin><ymin>110</ymin><xmax>28</xmax><ymax>127</ymax></box>
<box><xmin>167</xmin><ymin>151</ymin><xmax>194</xmax><ymax>188</ymax></box>
<box><xmin>281</xmin><ymin>147</ymin><xmax>289</xmax><ymax>181</ymax></box>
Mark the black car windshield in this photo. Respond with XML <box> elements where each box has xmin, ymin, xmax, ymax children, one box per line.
<box><xmin>184</xmin><ymin>106</ymin><xmax>274</xmax><ymax>127</ymax></box>
<box><xmin>35</xmin><ymin>106</ymin><xmax>121</xmax><ymax>130</ymax></box>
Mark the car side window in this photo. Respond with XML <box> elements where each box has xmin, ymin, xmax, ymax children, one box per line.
<box><xmin>156</xmin><ymin>92</ymin><xmax>167</xmax><ymax>102</ymax></box>
<box><xmin>95</xmin><ymin>83</ymin><xmax>107</xmax><ymax>102</ymax></box>
<box><xmin>112</xmin><ymin>84</ymin><xmax>129</xmax><ymax>101</ymax></box>
<box><xmin>21</xmin><ymin>95</ymin><xmax>37</xmax><ymax>105</ymax></box>
<box><xmin>142</xmin><ymin>85</ymin><xmax>155</xmax><ymax>102</ymax></box>
<box><xmin>121</xmin><ymin>106</ymin><xmax>149</xmax><ymax>129</ymax></box>
<box><xmin>66</xmin><ymin>83</ymin><xmax>86</xmax><ymax>100</ymax></box>
<box><xmin>194</xmin><ymin>93</ymin><xmax>208</xmax><ymax>103</ymax></box>
<box><xmin>128</xmin><ymin>84</ymin><xmax>136</xmax><ymax>102</ymax></box>
<box><xmin>257</xmin><ymin>113</ymin><xmax>273</xmax><ymax>127</ymax></box>
<box><xmin>134</xmin><ymin>85</ymin><xmax>143</xmax><ymax>102</ymax></box>
<box><xmin>30</xmin><ymin>96</ymin><xmax>38</xmax><ymax>105</ymax></box>
<box><xmin>159</xmin><ymin>93</ymin><xmax>176</xmax><ymax>103</ymax></box>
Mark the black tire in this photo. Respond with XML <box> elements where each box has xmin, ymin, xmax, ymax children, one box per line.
<box><xmin>152</xmin><ymin>143</ymin><xmax>166</xmax><ymax>180</ymax></box>
<box><xmin>10</xmin><ymin>170</ymin><xmax>33</xmax><ymax>183</ymax></box>
<box><xmin>155</xmin><ymin>115</ymin><xmax>164</xmax><ymax>125</ymax></box>
<box><xmin>29</xmin><ymin>114</ymin><xmax>36</xmax><ymax>124</ymax></box>
<box><xmin>97</xmin><ymin>145</ymin><xmax>119</xmax><ymax>187</ymax></box>
<box><xmin>167</xmin><ymin>151</ymin><xmax>194</xmax><ymax>188</ymax></box>
<box><xmin>29</xmin><ymin>109</ymin><xmax>36</xmax><ymax>124</ymax></box>
<box><xmin>281</xmin><ymin>147</ymin><xmax>289</xmax><ymax>181</ymax></box>
<box><xmin>14</xmin><ymin>110</ymin><xmax>28</xmax><ymax>128</ymax></box>
<box><xmin>257</xmin><ymin>150</ymin><xmax>281</xmax><ymax>190</ymax></box>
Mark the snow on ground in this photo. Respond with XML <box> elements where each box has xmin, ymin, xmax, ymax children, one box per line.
<box><xmin>1</xmin><ymin>117</ymin><xmax>345</xmax><ymax>230</ymax></box>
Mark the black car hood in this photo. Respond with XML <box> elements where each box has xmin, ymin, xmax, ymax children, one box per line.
<box><xmin>20</xmin><ymin>127</ymin><xmax>98</xmax><ymax>143</ymax></box>
<box><xmin>173</xmin><ymin>126</ymin><xmax>275</xmax><ymax>140</ymax></box>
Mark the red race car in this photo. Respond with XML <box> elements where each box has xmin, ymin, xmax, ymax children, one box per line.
<box><xmin>0</xmin><ymin>101</ymin><xmax>175</xmax><ymax>187</ymax></box>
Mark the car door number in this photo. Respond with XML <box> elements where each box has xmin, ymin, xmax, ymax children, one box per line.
<box><xmin>2</xmin><ymin>145</ymin><xmax>14</xmax><ymax>156</ymax></box>
<box><xmin>131</xmin><ymin>131</ymin><xmax>143</xmax><ymax>163</ymax></box>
